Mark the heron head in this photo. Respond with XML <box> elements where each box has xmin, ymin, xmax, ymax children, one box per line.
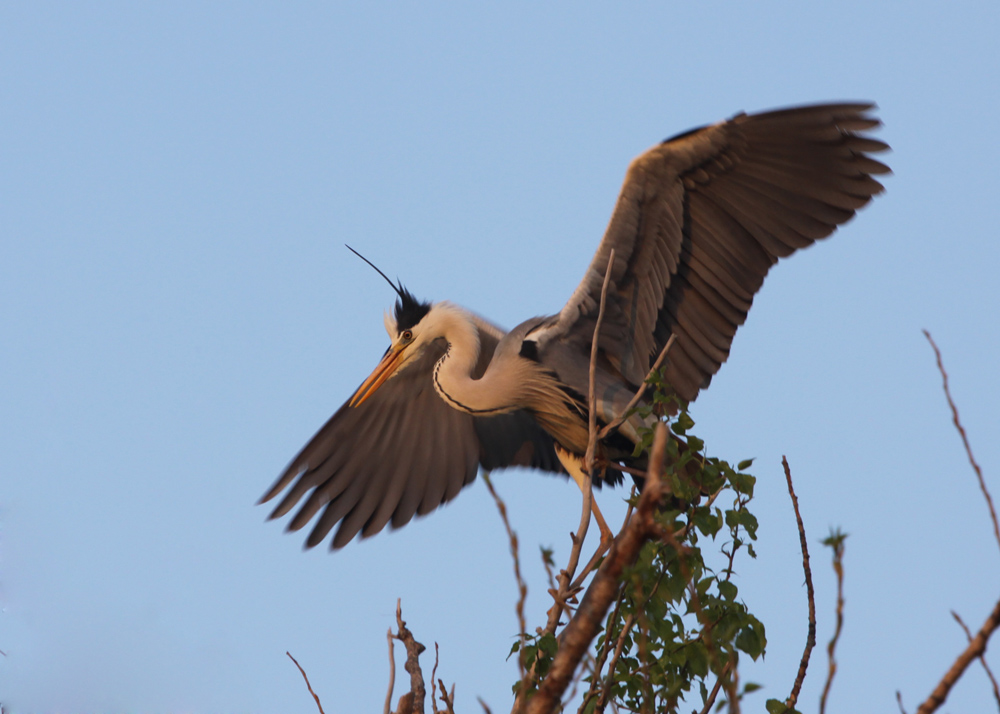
<box><xmin>349</xmin><ymin>286</ymin><xmax>433</xmax><ymax>407</ymax></box>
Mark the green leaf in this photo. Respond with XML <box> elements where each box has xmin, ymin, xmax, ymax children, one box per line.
<box><xmin>737</xmin><ymin>458</ymin><xmax>755</xmax><ymax>471</ymax></box>
<box><xmin>735</xmin><ymin>617</ymin><xmax>767</xmax><ymax>660</ymax></box>
<box><xmin>717</xmin><ymin>579</ymin><xmax>738</xmax><ymax>601</ymax></box>
<box><xmin>731</xmin><ymin>471</ymin><xmax>756</xmax><ymax>496</ymax></box>
<box><xmin>766</xmin><ymin>699</ymin><xmax>789</xmax><ymax>714</ymax></box>
<box><xmin>672</xmin><ymin>412</ymin><xmax>695</xmax><ymax>435</ymax></box>
<box><xmin>743</xmin><ymin>682</ymin><xmax>762</xmax><ymax>694</ymax></box>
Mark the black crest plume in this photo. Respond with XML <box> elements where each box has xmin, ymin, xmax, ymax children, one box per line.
<box><xmin>345</xmin><ymin>245</ymin><xmax>431</xmax><ymax>331</ymax></box>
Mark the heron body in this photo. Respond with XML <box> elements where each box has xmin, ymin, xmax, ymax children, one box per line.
<box><xmin>261</xmin><ymin>102</ymin><xmax>890</xmax><ymax>549</ymax></box>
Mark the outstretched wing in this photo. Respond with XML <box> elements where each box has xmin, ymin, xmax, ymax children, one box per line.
<box><xmin>555</xmin><ymin>102</ymin><xmax>890</xmax><ymax>401</ymax></box>
<box><xmin>260</xmin><ymin>318</ymin><xmax>561</xmax><ymax>549</ymax></box>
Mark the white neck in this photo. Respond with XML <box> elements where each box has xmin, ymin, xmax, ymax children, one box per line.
<box><xmin>420</xmin><ymin>303</ymin><xmax>511</xmax><ymax>415</ymax></box>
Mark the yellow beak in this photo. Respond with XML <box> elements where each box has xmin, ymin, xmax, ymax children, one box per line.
<box><xmin>349</xmin><ymin>346</ymin><xmax>406</xmax><ymax>407</ymax></box>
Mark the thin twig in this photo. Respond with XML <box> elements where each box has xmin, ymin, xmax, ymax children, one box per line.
<box><xmin>697</xmin><ymin>660</ymin><xmax>733</xmax><ymax>714</ymax></box>
<box><xmin>482</xmin><ymin>473</ymin><xmax>528</xmax><ymax>681</ymax></box>
<box><xmin>951</xmin><ymin>610</ymin><xmax>1000</xmax><ymax>710</ymax></box>
<box><xmin>437</xmin><ymin>678</ymin><xmax>457</xmax><ymax>714</ymax></box>
<box><xmin>597</xmin><ymin>334</ymin><xmax>677</xmax><ymax>441</ymax></box>
<box><xmin>585</xmin><ymin>249</ymin><xmax>616</xmax><ymax>474</ymax></box>
<box><xmin>430</xmin><ymin>643</ymin><xmax>441</xmax><ymax>714</ymax></box>
<box><xmin>924</xmin><ymin>330</ymin><xmax>1000</xmax><ymax>554</ymax></box>
<box><xmin>534</xmin><ymin>250</ymin><xmax>617</xmax><ymax>671</ymax></box>
<box><xmin>819</xmin><ymin>534</ymin><xmax>846</xmax><ymax>714</ymax></box>
<box><xmin>724</xmin><ymin>653</ymin><xmax>741</xmax><ymax>714</ymax></box>
<box><xmin>595</xmin><ymin>614</ymin><xmax>636</xmax><ymax>712</ymax></box>
<box><xmin>386</xmin><ymin>629</ymin><xmax>397</xmax><ymax>714</ymax></box>
<box><xmin>782</xmin><ymin>456</ymin><xmax>816</xmax><ymax>709</ymax></box>
<box><xmin>896</xmin><ymin>691</ymin><xmax>909</xmax><ymax>714</ymax></box>
<box><xmin>917</xmin><ymin>598</ymin><xmax>1000</xmax><ymax>714</ymax></box>
<box><xmin>287</xmin><ymin>651</ymin><xmax>326</xmax><ymax>714</ymax></box>
<box><xmin>579</xmin><ymin>571</ymin><xmax>629</xmax><ymax>712</ymax></box>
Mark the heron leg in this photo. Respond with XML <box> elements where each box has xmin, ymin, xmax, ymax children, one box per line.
<box><xmin>555</xmin><ymin>447</ymin><xmax>614</xmax><ymax>546</ymax></box>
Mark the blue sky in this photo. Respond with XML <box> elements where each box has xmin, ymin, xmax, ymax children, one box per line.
<box><xmin>2</xmin><ymin>2</ymin><xmax>999</xmax><ymax>712</ymax></box>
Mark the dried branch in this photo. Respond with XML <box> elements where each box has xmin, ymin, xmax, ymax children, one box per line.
<box><xmin>597</xmin><ymin>334</ymin><xmax>677</xmax><ymax>442</ymax></box>
<box><xmin>782</xmin><ymin>456</ymin><xmax>816</xmax><ymax>709</ymax></box>
<box><xmin>585</xmin><ymin>249</ymin><xmax>616</xmax><ymax>475</ymax></box>
<box><xmin>697</xmin><ymin>660</ymin><xmax>733</xmax><ymax>714</ymax></box>
<box><xmin>924</xmin><ymin>330</ymin><xmax>1000</xmax><ymax>554</ymax></box>
<box><xmin>431</xmin><ymin>643</ymin><xmax>441</xmax><ymax>714</ymax></box>
<box><xmin>819</xmin><ymin>533</ymin><xmax>846</xmax><ymax>714</ymax></box>
<box><xmin>951</xmin><ymin>610</ymin><xmax>1000</xmax><ymax>710</ymax></box>
<box><xmin>916</xmin><ymin>598</ymin><xmax>1000</xmax><ymax>714</ymax></box>
<box><xmin>437</xmin><ymin>677</ymin><xmax>457</xmax><ymax>714</ymax></box>
<box><xmin>896</xmin><ymin>691</ymin><xmax>909</xmax><ymax>714</ymax></box>
<box><xmin>526</xmin><ymin>422</ymin><xmax>671</xmax><ymax>714</ymax></box>
<box><xmin>386</xmin><ymin>629</ymin><xmax>397</xmax><ymax>714</ymax></box>
<box><xmin>483</xmin><ymin>472</ymin><xmax>529</xmax><ymax>681</ymax></box>
<box><xmin>395</xmin><ymin>599</ymin><xmax>427</xmax><ymax>714</ymax></box>
<box><xmin>286</xmin><ymin>651</ymin><xmax>326</xmax><ymax>714</ymax></box>
<box><xmin>595</xmin><ymin>613</ymin><xmax>636</xmax><ymax>711</ymax></box>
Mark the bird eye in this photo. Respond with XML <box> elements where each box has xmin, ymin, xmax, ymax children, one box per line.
<box><xmin>402</xmin><ymin>330</ymin><xmax>413</xmax><ymax>341</ymax></box>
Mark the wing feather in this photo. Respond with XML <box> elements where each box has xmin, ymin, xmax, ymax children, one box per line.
<box><xmin>261</xmin><ymin>319</ymin><xmax>562</xmax><ymax>549</ymax></box>
<box><xmin>556</xmin><ymin>102</ymin><xmax>889</xmax><ymax>400</ymax></box>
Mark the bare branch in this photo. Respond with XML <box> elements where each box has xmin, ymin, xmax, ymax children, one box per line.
<box><xmin>782</xmin><ymin>456</ymin><xmax>816</xmax><ymax>709</ymax></box>
<box><xmin>395</xmin><ymin>599</ymin><xmax>427</xmax><ymax>714</ymax></box>
<box><xmin>915</xmin><ymin>598</ymin><xmax>1000</xmax><ymax>714</ymax></box>
<box><xmin>924</xmin><ymin>330</ymin><xmax>1000</xmax><ymax>554</ymax></box>
<box><xmin>697</xmin><ymin>660</ymin><xmax>733</xmax><ymax>714</ymax></box>
<box><xmin>951</xmin><ymin>610</ymin><xmax>1000</xmax><ymax>711</ymax></box>
<box><xmin>430</xmin><ymin>643</ymin><xmax>441</xmax><ymax>714</ymax></box>
<box><xmin>526</xmin><ymin>422</ymin><xmax>671</xmax><ymax>714</ymax></box>
<box><xmin>819</xmin><ymin>534</ymin><xmax>846</xmax><ymax>714</ymax></box>
<box><xmin>386</xmin><ymin>629</ymin><xmax>397</xmax><ymax>714</ymax></box>
<box><xmin>597</xmin><ymin>334</ymin><xmax>677</xmax><ymax>442</ymax></box>
<box><xmin>482</xmin><ymin>472</ymin><xmax>529</xmax><ymax>681</ymax></box>
<box><xmin>585</xmin><ymin>249</ymin><xmax>616</xmax><ymax>474</ymax></box>
<box><xmin>896</xmin><ymin>691</ymin><xmax>909</xmax><ymax>714</ymax></box>
<box><xmin>287</xmin><ymin>651</ymin><xmax>326</xmax><ymax>714</ymax></box>
<box><xmin>437</xmin><ymin>677</ymin><xmax>457</xmax><ymax>714</ymax></box>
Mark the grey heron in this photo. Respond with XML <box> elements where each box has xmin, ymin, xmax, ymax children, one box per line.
<box><xmin>261</xmin><ymin>102</ymin><xmax>889</xmax><ymax>549</ymax></box>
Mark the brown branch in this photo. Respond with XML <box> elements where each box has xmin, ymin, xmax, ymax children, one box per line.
<box><xmin>896</xmin><ymin>690</ymin><xmax>909</xmax><ymax>714</ymax></box>
<box><xmin>395</xmin><ymin>599</ymin><xmax>427</xmax><ymax>714</ymax></box>
<box><xmin>782</xmin><ymin>456</ymin><xmax>816</xmax><ymax>709</ymax></box>
<box><xmin>286</xmin><ymin>651</ymin><xmax>326</xmax><ymax>714</ymax></box>
<box><xmin>437</xmin><ymin>677</ymin><xmax>457</xmax><ymax>714</ymax></box>
<box><xmin>530</xmin><ymin>249</ymin><xmax>616</xmax><ymax>689</ymax></box>
<box><xmin>430</xmin><ymin>643</ymin><xmax>441</xmax><ymax>714</ymax></box>
<box><xmin>386</xmin><ymin>629</ymin><xmax>397</xmax><ymax>714</ymax></box>
<box><xmin>923</xmin><ymin>330</ymin><xmax>1000</xmax><ymax>554</ymax></box>
<box><xmin>595</xmin><ymin>613</ymin><xmax>636</xmax><ymax>712</ymax></box>
<box><xmin>951</xmin><ymin>610</ymin><xmax>1000</xmax><ymax>710</ymax></box>
<box><xmin>819</xmin><ymin>534</ymin><xmax>846</xmax><ymax>714</ymax></box>
<box><xmin>578</xmin><ymin>574</ymin><xmax>628</xmax><ymax>712</ymax></box>
<box><xmin>597</xmin><ymin>333</ymin><xmax>677</xmax><ymax>441</ymax></box>
<box><xmin>697</xmin><ymin>660</ymin><xmax>733</xmax><ymax>714</ymax></box>
<box><xmin>526</xmin><ymin>422</ymin><xmax>671</xmax><ymax>714</ymax></box>
<box><xmin>482</xmin><ymin>472</ymin><xmax>529</xmax><ymax>681</ymax></box>
<box><xmin>585</xmin><ymin>249</ymin><xmax>616</xmax><ymax>474</ymax></box>
<box><xmin>916</xmin><ymin>598</ymin><xmax>1000</xmax><ymax>714</ymax></box>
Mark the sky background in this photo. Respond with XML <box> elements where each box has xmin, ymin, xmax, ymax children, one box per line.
<box><xmin>3</xmin><ymin>2</ymin><xmax>1000</xmax><ymax>712</ymax></box>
